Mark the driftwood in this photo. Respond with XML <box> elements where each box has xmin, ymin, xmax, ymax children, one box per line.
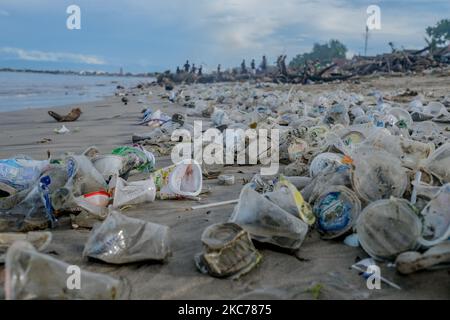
<box><xmin>157</xmin><ymin>46</ymin><xmax>450</xmax><ymax>86</ymax></box>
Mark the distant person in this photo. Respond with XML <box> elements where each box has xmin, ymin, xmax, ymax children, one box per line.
<box><xmin>217</xmin><ymin>64</ymin><xmax>221</xmax><ymax>74</ymax></box>
<box><xmin>191</xmin><ymin>63</ymin><xmax>197</xmax><ymax>74</ymax></box>
<box><xmin>281</xmin><ymin>55</ymin><xmax>288</xmax><ymax>76</ymax></box>
<box><xmin>260</xmin><ymin>55</ymin><xmax>267</xmax><ymax>72</ymax></box>
<box><xmin>184</xmin><ymin>60</ymin><xmax>190</xmax><ymax>73</ymax></box>
<box><xmin>241</xmin><ymin>59</ymin><xmax>247</xmax><ymax>74</ymax></box>
<box><xmin>198</xmin><ymin>66</ymin><xmax>203</xmax><ymax>76</ymax></box>
<box><xmin>276</xmin><ymin>55</ymin><xmax>283</xmax><ymax>72</ymax></box>
<box><xmin>176</xmin><ymin>66</ymin><xmax>181</xmax><ymax>74</ymax></box>
<box><xmin>251</xmin><ymin>59</ymin><xmax>256</xmax><ymax>75</ymax></box>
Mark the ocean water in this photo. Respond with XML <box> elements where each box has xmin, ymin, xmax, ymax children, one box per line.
<box><xmin>0</xmin><ymin>72</ymin><xmax>154</xmax><ymax>112</ymax></box>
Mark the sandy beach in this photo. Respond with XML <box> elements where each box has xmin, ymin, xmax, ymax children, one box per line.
<box><xmin>1</xmin><ymin>74</ymin><xmax>450</xmax><ymax>300</ymax></box>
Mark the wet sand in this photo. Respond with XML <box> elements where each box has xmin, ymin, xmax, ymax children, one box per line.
<box><xmin>0</xmin><ymin>74</ymin><xmax>449</xmax><ymax>300</ymax></box>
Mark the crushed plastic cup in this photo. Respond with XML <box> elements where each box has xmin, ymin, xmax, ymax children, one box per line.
<box><xmin>309</xmin><ymin>152</ymin><xmax>343</xmax><ymax>178</ymax></box>
<box><xmin>65</xmin><ymin>155</ymin><xmax>107</xmax><ymax>197</ymax></box>
<box><xmin>340</xmin><ymin>131</ymin><xmax>366</xmax><ymax>150</ymax></box>
<box><xmin>211</xmin><ymin>109</ymin><xmax>230</xmax><ymax>127</ymax></box>
<box><xmin>423</xmin><ymin>102</ymin><xmax>446</xmax><ymax>117</ymax></box>
<box><xmin>5</xmin><ymin>241</ymin><xmax>129</xmax><ymax>299</ymax></box>
<box><xmin>0</xmin><ymin>231</ymin><xmax>52</xmax><ymax>263</ymax></box>
<box><xmin>423</xmin><ymin>143</ymin><xmax>450</xmax><ymax>184</ymax></box>
<box><xmin>418</xmin><ymin>184</ymin><xmax>450</xmax><ymax>247</ymax></box>
<box><xmin>410</xmin><ymin>121</ymin><xmax>446</xmax><ymax>146</ymax></box>
<box><xmin>218</xmin><ymin>174</ymin><xmax>235</xmax><ymax>186</ymax></box>
<box><xmin>302</xmin><ymin>162</ymin><xmax>352</xmax><ymax>203</ymax></box>
<box><xmin>356</xmin><ymin>198</ymin><xmax>422</xmax><ymax>261</ymax></box>
<box><xmin>313</xmin><ymin>186</ymin><xmax>361</xmax><ymax>239</ymax></box>
<box><xmin>350</xmin><ymin>147</ymin><xmax>408</xmax><ymax>203</ymax></box>
<box><xmin>151</xmin><ymin>159</ymin><xmax>202</xmax><ymax>200</ymax></box>
<box><xmin>51</xmin><ymin>187</ymin><xmax>108</xmax><ymax>222</ymax></box>
<box><xmin>264</xmin><ymin>176</ymin><xmax>315</xmax><ymax>225</ymax></box>
<box><xmin>111</xmin><ymin>176</ymin><xmax>156</xmax><ymax>209</ymax></box>
<box><xmin>287</xmin><ymin>138</ymin><xmax>308</xmax><ymax>162</ymax></box>
<box><xmin>395</xmin><ymin>241</ymin><xmax>450</xmax><ymax>275</ymax></box>
<box><xmin>229</xmin><ymin>184</ymin><xmax>308</xmax><ymax>250</ymax></box>
<box><xmin>92</xmin><ymin>155</ymin><xmax>131</xmax><ymax>181</ymax></box>
<box><xmin>366</xmin><ymin>131</ymin><xmax>434</xmax><ymax>169</ymax></box>
<box><xmin>83</xmin><ymin>211</ymin><xmax>171</xmax><ymax>264</ymax></box>
<box><xmin>83</xmin><ymin>191</ymin><xmax>110</xmax><ymax>207</ymax></box>
<box><xmin>195</xmin><ymin>222</ymin><xmax>262</xmax><ymax>279</ymax></box>
<box><xmin>387</xmin><ymin>107</ymin><xmax>413</xmax><ymax>129</ymax></box>
<box><xmin>323</xmin><ymin>104</ymin><xmax>350</xmax><ymax>127</ymax></box>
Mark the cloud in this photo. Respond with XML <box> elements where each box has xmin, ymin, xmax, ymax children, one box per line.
<box><xmin>0</xmin><ymin>47</ymin><xmax>105</xmax><ymax>65</ymax></box>
<box><xmin>0</xmin><ymin>9</ymin><xmax>9</xmax><ymax>16</ymax></box>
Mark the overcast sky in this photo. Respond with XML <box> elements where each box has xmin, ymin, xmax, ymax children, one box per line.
<box><xmin>0</xmin><ymin>0</ymin><xmax>448</xmax><ymax>72</ymax></box>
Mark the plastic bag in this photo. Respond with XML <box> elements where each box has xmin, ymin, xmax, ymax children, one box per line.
<box><xmin>83</xmin><ymin>211</ymin><xmax>170</xmax><ymax>264</ymax></box>
<box><xmin>5</xmin><ymin>241</ymin><xmax>128</xmax><ymax>300</ymax></box>
<box><xmin>111</xmin><ymin>146</ymin><xmax>156</xmax><ymax>173</ymax></box>
<box><xmin>229</xmin><ymin>184</ymin><xmax>308</xmax><ymax>250</ymax></box>
<box><xmin>0</xmin><ymin>157</ymin><xmax>49</xmax><ymax>193</ymax></box>
<box><xmin>151</xmin><ymin>160</ymin><xmax>202</xmax><ymax>200</ymax></box>
<box><xmin>195</xmin><ymin>222</ymin><xmax>261</xmax><ymax>279</ymax></box>
<box><xmin>356</xmin><ymin>198</ymin><xmax>422</xmax><ymax>261</ymax></box>
<box><xmin>111</xmin><ymin>176</ymin><xmax>156</xmax><ymax>209</ymax></box>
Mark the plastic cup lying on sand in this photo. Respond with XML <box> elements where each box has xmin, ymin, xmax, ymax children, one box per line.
<box><xmin>151</xmin><ymin>159</ymin><xmax>202</xmax><ymax>200</ymax></box>
<box><xmin>65</xmin><ymin>155</ymin><xmax>107</xmax><ymax>197</ymax></box>
<box><xmin>418</xmin><ymin>184</ymin><xmax>450</xmax><ymax>247</ymax></box>
<box><xmin>356</xmin><ymin>198</ymin><xmax>422</xmax><ymax>261</ymax></box>
<box><xmin>195</xmin><ymin>222</ymin><xmax>262</xmax><ymax>279</ymax></box>
<box><xmin>350</xmin><ymin>147</ymin><xmax>408</xmax><ymax>203</ymax></box>
<box><xmin>111</xmin><ymin>176</ymin><xmax>156</xmax><ymax>209</ymax></box>
<box><xmin>229</xmin><ymin>184</ymin><xmax>308</xmax><ymax>250</ymax></box>
<box><xmin>313</xmin><ymin>186</ymin><xmax>361</xmax><ymax>239</ymax></box>
<box><xmin>92</xmin><ymin>155</ymin><xmax>130</xmax><ymax>181</ymax></box>
<box><xmin>423</xmin><ymin>143</ymin><xmax>450</xmax><ymax>184</ymax></box>
<box><xmin>309</xmin><ymin>152</ymin><xmax>343</xmax><ymax>178</ymax></box>
<box><xmin>5</xmin><ymin>241</ymin><xmax>128</xmax><ymax>300</ymax></box>
<box><xmin>83</xmin><ymin>191</ymin><xmax>110</xmax><ymax>207</ymax></box>
<box><xmin>83</xmin><ymin>210</ymin><xmax>171</xmax><ymax>264</ymax></box>
<box><xmin>264</xmin><ymin>176</ymin><xmax>315</xmax><ymax>225</ymax></box>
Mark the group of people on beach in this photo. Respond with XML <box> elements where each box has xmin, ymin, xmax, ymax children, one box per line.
<box><xmin>174</xmin><ymin>55</ymin><xmax>272</xmax><ymax>77</ymax></box>
<box><xmin>176</xmin><ymin>61</ymin><xmax>203</xmax><ymax>76</ymax></box>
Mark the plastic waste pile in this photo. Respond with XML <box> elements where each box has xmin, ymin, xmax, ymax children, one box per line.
<box><xmin>158</xmin><ymin>83</ymin><xmax>450</xmax><ymax>278</ymax></box>
<box><xmin>2</xmin><ymin>81</ymin><xmax>450</xmax><ymax>299</ymax></box>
